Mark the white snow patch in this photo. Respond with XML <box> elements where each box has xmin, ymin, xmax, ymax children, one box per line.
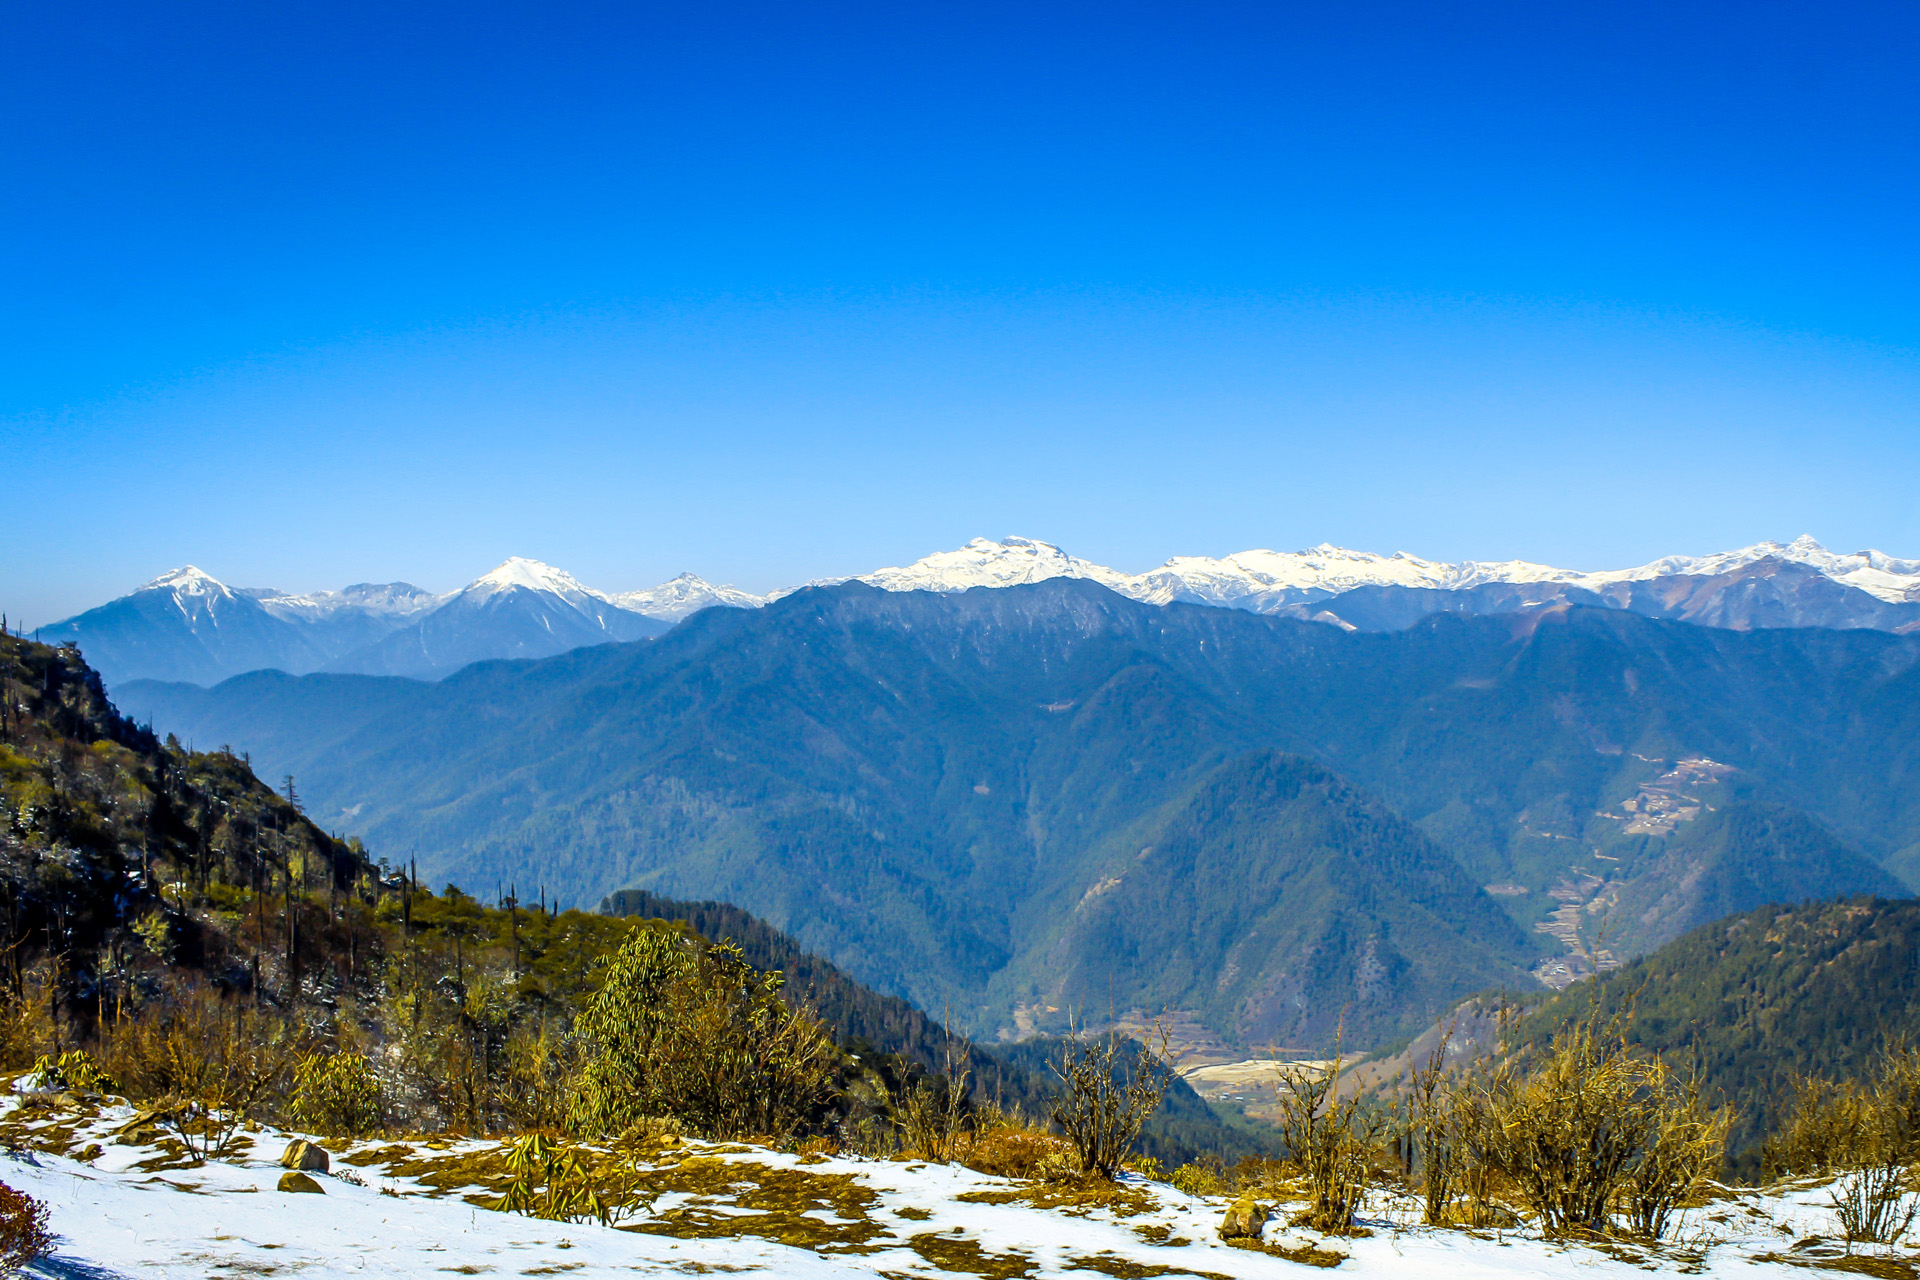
<box><xmin>3</xmin><ymin>1094</ymin><xmax>1903</xmax><ymax>1280</ymax></box>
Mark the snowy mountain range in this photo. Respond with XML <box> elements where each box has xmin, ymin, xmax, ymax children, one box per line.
<box><xmin>34</xmin><ymin>534</ymin><xmax>1920</xmax><ymax>687</ymax></box>
<box><xmin>840</xmin><ymin>533</ymin><xmax>1920</xmax><ymax>608</ymax></box>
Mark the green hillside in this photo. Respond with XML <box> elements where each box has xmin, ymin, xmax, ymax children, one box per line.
<box><xmin>1606</xmin><ymin>803</ymin><xmax>1905</xmax><ymax>955</ymax></box>
<box><xmin>1037</xmin><ymin>750</ymin><xmax>1528</xmax><ymax>1047</ymax></box>
<box><xmin>600</xmin><ymin>889</ymin><xmax>1273</xmax><ymax>1167</ymax></box>
<box><xmin>119</xmin><ymin>580</ymin><xmax>1920</xmax><ymax>1047</ymax></box>
<box><xmin>1506</xmin><ymin>895</ymin><xmax>1920</xmax><ymax>1166</ymax></box>
<box><xmin>1</xmin><ymin>629</ymin><xmax>1257</xmax><ymax>1167</ymax></box>
<box><xmin>1</xmin><ymin>628</ymin><xmax>373</xmax><ymax>991</ymax></box>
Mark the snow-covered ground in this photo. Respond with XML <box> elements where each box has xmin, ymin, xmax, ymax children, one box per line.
<box><xmin>6</xmin><ymin>1090</ymin><xmax>1907</xmax><ymax>1278</ymax></box>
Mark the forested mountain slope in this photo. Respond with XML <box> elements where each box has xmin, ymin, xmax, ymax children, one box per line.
<box><xmin>600</xmin><ymin>889</ymin><xmax>1270</xmax><ymax>1166</ymax></box>
<box><xmin>120</xmin><ymin>579</ymin><xmax>1920</xmax><ymax>1046</ymax></box>
<box><xmin>1506</xmin><ymin>896</ymin><xmax>1920</xmax><ymax>1166</ymax></box>
<box><xmin>3</xmin><ymin>632</ymin><xmax>1256</xmax><ymax>1165</ymax></box>
<box><xmin>1606</xmin><ymin>803</ymin><xmax>1906</xmax><ymax>955</ymax></box>
<box><xmin>1</xmin><ymin>628</ymin><xmax>371</xmax><ymax>991</ymax></box>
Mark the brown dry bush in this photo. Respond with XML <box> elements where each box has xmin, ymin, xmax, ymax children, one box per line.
<box><xmin>0</xmin><ymin>1180</ymin><xmax>52</xmax><ymax>1271</ymax></box>
<box><xmin>895</xmin><ymin>1027</ymin><xmax>970</xmax><ymax>1163</ymax></box>
<box><xmin>1469</xmin><ymin>1005</ymin><xmax>1729</xmax><ymax>1239</ymax></box>
<box><xmin>101</xmin><ymin>984</ymin><xmax>303</xmax><ymax>1160</ymax></box>
<box><xmin>1048</xmin><ymin>1021</ymin><xmax>1171</xmax><ymax>1181</ymax></box>
<box><xmin>1267</xmin><ymin>1054</ymin><xmax>1382</xmax><ymax>1234</ymax></box>
<box><xmin>0</xmin><ymin>977</ymin><xmax>54</xmax><ymax>1072</ymax></box>
<box><xmin>1765</xmin><ymin>1075</ymin><xmax>1875</xmax><ymax>1178</ymax></box>
<box><xmin>1766</xmin><ymin>1042</ymin><xmax>1920</xmax><ymax>1179</ymax></box>
<box><xmin>496</xmin><ymin>1022</ymin><xmax>578</xmax><ymax>1134</ymax></box>
<box><xmin>954</xmin><ymin>1103</ymin><xmax>1078</xmax><ymax>1180</ymax></box>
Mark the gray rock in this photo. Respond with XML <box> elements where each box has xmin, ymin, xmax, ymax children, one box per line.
<box><xmin>279</xmin><ymin>1139</ymin><xmax>329</xmax><ymax>1173</ymax></box>
<box><xmin>1220</xmin><ymin>1196</ymin><xmax>1269</xmax><ymax>1240</ymax></box>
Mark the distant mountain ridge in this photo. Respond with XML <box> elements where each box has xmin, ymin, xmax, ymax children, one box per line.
<box><xmin>118</xmin><ymin>579</ymin><xmax>1920</xmax><ymax>1047</ymax></box>
<box><xmin>38</xmin><ymin>534</ymin><xmax>1920</xmax><ymax>687</ymax></box>
<box><xmin>38</xmin><ymin>558</ymin><xmax>674</xmax><ymax>685</ymax></box>
<box><xmin>835</xmin><ymin>533</ymin><xmax>1920</xmax><ymax>610</ymax></box>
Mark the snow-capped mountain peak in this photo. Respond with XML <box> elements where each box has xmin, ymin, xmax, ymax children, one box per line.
<box><xmin>849</xmin><ymin>536</ymin><xmax>1131</xmax><ymax>594</ymax></box>
<box><xmin>1130</xmin><ymin>544</ymin><xmax>1462</xmax><ymax>605</ymax></box>
<box><xmin>253</xmin><ymin>582</ymin><xmax>445</xmax><ymax>622</ymax></box>
<box><xmin>612</xmin><ymin>573</ymin><xmax>768</xmax><ymax>622</ymax></box>
<box><xmin>53</xmin><ymin>533</ymin><xmax>1920</xmax><ymax>690</ymax></box>
<box><xmin>1568</xmin><ymin>535</ymin><xmax>1920</xmax><ymax>602</ymax></box>
<box><xmin>464</xmin><ymin>557</ymin><xmax>606</xmax><ymax>605</ymax></box>
<box><xmin>139</xmin><ymin>565</ymin><xmax>235</xmax><ymax>598</ymax></box>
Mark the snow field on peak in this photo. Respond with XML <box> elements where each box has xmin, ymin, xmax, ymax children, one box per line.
<box><xmin>137</xmin><ymin>566</ymin><xmax>234</xmax><ymax>598</ymax></box>
<box><xmin>852</xmin><ymin>536</ymin><xmax>1133</xmax><ymax>594</ymax></box>
<box><xmin>611</xmin><ymin>572</ymin><xmax>769</xmax><ymax>622</ymax></box>
<box><xmin>5</xmin><ymin>1090</ymin><xmax>1887</xmax><ymax>1279</ymax></box>
<box><xmin>464</xmin><ymin>556</ymin><xmax>606</xmax><ymax>604</ymax></box>
<box><xmin>847</xmin><ymin>534</ymin><xmax>1920</xmax><ymax>606</ymax></box>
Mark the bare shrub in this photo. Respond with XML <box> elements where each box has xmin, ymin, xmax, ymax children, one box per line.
<box><xmin>1832</xmin><ymin>1161</ymin><xmax>1920</xmax><ymax>1250</ymax></box>
<box><xmin>1405</xmin><ymin>1024</ymin><xmax>1463</xmax><ymax>1225</ymax></box>
<box><xmin>1618</xmin><ymin>1067</ymin><xmax>1732</xmax><ymax>1240</ymax></box>
<box><xmin>1047</xmin><ymin>1020</ymin><xmax>1171</xmax><ymax>1181</ymax></box>
<box><xmin>0</xmin><ymin>1180</ymin><xmax>53</xmax><ymax>1271</ymax></box>
<box><xmin>1269</xmin><ymin>1052</ymin><xmax>1382</xmax><ymax>1234</ymax></box>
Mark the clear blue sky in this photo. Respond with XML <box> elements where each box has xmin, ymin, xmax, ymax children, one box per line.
<box><xmin>5</xmin><ymin>0</ymin><xmax>1919</xmax><ymax>624</ymax></box>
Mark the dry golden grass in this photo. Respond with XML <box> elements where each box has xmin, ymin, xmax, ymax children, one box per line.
<box><xmin>953</xmin><ymin>1121</ymin><xmax>1078</xmax><ymax>1181</ymax></box>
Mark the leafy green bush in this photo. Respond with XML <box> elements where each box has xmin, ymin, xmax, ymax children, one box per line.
<box><xmin>569</xmin><ymin>930</ymin><xmax>838</xmax><ymax>1142</ymax></box>
<box><xmin>1169</xmin><ymin>1160</ymin><xmax>1225</xmax><ymax>1197</ymax></box>
<box><xmin>290</xmin><ymin>1051</ymin><xmax>383</xmax><ymax>1138</ymax></box>
<box><xmin>26</xmin><ymin>1049</ymin><xmax>116</xmax><ymax>1094</ymax></box>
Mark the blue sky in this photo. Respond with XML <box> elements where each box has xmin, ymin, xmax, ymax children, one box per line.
<box><xmin>5</xmin><ymin>0</ymin><xmax>1919</xmax><ymax>624</ymax></box>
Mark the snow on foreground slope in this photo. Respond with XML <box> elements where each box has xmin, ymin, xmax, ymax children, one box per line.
<box><xmin>3</xmin><ymin>1091</ymin><xmax>1904</xmax><ymax>1279</ymax></box>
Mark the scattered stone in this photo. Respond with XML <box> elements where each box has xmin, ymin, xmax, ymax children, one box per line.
<box><xmin>1220</xmin><ymin>1196</ymin><xmax>1269</xmax><ymax>1240</ymax></box>
<box><xmin>280</xmin><ymin>1139</ymin><xmax>329</xmax><ymax>1172</ymax></box>
<box><xmin>278</xmin><ymin>1170</ymin><xmax>325</xmax><ymax>1194</ymax></box>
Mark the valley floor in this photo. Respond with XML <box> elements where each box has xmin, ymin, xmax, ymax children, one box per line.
<box><xmin>5</xmin><ymin>1092</ymin><xmax>1907</xmax><ymax>1279</ymax></box>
